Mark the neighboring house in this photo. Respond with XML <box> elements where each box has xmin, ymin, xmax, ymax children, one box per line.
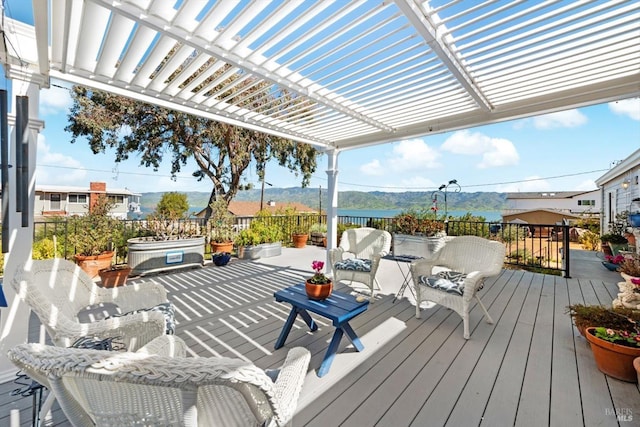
<box><xmin>503</xmin><ymin>190</ymin><xmax>601</xmax><ymax>221</ymax></box>
<box><xmin>595</xmin><ymin>148</ymin><xmax>640</xmax><ymax>232</ymax></box>
<box><xmin>34</xmin><ymin>182</ymin><xmax>142</xmax><ymax>220</ymax></box>
<box><xmin>502</xmin><ymin>209</ymin><xmax>583</xmax><ymax>226</ymax></box>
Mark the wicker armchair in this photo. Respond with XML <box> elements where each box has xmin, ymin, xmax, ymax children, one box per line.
<box><xmin>10</xmin><ymin>258</ymin><xmax>169</xmax><ymax>351</ymax></box>
<box><xmin>8</xmin><ymin>336</ymin><xmax>311</xmax><ymax>427</ymax></box>
<box><xmin>410</xmin><ymin>236</ymin><xmax>506</xmax><ymax>339</ymax></box>
<box><xmin>329</xmin><ymin>227</ymin><xmax>392</xmax><ymax>302</ymax></box>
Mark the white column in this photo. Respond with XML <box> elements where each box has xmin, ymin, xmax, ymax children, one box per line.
<box><xmin>325</xmin><ymin>149</ymin><xmax>339</xmax><ymax>270</ymax></box>
<box><xmin>0</xmin><ymin>75</ymin><xmax>44</xmax><ymax>382</ymax></box>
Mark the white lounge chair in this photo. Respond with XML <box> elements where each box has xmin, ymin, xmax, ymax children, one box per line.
<box><xmin>410</xmin><ymin>236</ymin><xmax>506</xmax><ymax>339</ymax></box>
<box><xmin>10</xmin><ymin>258</ymin><xmax>169</xmax><ymax>351</ymax></box>
<box><xmin>8</xmin><ymin>336</ymin><xmax>311</xmax><ymax>427</ymax></box>
<box><xmin>329</xmin><ymin>227</ymin><xmax>392</xmax><ymax>302</ymax></box>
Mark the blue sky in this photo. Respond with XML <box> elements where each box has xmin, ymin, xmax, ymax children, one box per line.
<box><xmin>3</xmin><ymin>1</ymin><xmax>640</xmax><ymax>195</ymax></box>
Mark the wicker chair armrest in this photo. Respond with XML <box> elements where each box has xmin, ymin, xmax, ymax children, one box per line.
<box><xmin>271</xmin><ymin>347</ymin><xmax>311</xmax><ymax>425</ymax></box>
<box><xmin>460</xmin><ymin>271</ymin><xmax>484</xmax><ymax>300</ymax></box>
<box><xmin>409</xmin><ymin>258</ymin><xmax>438</xmax><ymax>279</ymax></box>
<box><xmin>329</xmin><ymin>247</ymin><xmax>345</xmax><ymax>265</ymax></box>
<box><xmin>136</xmin><ymin>335</ymin><xmax>187</xmax><ymax>358</ymax></box>
<box><xmin>98</xmin><ymin>282</ymin><xmax>169</xmax><ymax>312</ymax></box>
<box><xmin>60</xmin><ymin>311</ymin><xmax>167</xmax><ymax>350</ymax></box>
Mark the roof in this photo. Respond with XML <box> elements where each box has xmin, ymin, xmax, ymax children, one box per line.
<box><xmin>36</xmin><ymin>184</ymin><xmax>139</xmax><ymax>196</ymax></box>
<box><xmin>229</xmin><ymin>201</ymin><xmax>318</xmax><ymax>217</ymax></box>
<box><xmin>3</xmin><ymin>2</ymin><xmax>638</xmax><ymax>152</ymax></box>
<box><xmin>503</xmin><ymin>208</ymin><xmax>582</xmax><ymax>219</ymax></box>
<box><xmin>595</xmin><ymin>148</ymin><xmax>640</xmax><ymax>186</ymax></box>
<box><xmin>506</xmin><ymin>190</ymin><xmax>598</xmax><ymax>200</ymax></box>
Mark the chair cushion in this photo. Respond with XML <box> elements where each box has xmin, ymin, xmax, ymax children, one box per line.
<box><xmin>418</xmin><ymin>270</ymin><xmax>467</xmax><ymax>296</ymax></box>
<box><xmin>334</xmin><ymin>258</ymin><xmax>372</xmax><ymax>272</ymax></box>
<box><xmin>107</xmin><ymin>302</ymin><xmax>176</xmax><ymax>335</ymax></box>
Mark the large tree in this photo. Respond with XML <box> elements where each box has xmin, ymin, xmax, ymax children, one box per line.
<box><xmin>66</xmin><ymin>80</ymin><xmax>319</xmax><ymax>218</ymax></box>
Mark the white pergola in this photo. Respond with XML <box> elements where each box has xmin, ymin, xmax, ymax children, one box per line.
<box><xmin>0</xmin><ymin>0</ymin><xmax>639</xmax><ymax>378</ymax></box>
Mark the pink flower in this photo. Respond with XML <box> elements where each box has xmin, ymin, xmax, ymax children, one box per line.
<box><xmin>312</xmin><ymin>260</ymin><xmax>324</xmax><ymax>274</ymax></box>
<box><xmin>631</xmin><ymin>277</ymin><xmax>640</xmax><ymax>285</ymax></box>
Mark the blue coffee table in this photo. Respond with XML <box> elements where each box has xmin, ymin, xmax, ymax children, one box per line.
<box><xmin>274</xmin><ymin>284</ymin><xmax>369</xmax><ymax>377</ymax></box>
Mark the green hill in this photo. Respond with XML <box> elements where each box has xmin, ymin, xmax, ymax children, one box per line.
<box><xmin>140</xmin><ymin>188</ymin><xmax>507</xmax><ymax>213</ymax></box>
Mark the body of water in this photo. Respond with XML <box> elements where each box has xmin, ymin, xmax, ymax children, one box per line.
<box><xmin>338</xmin><ymin>209</ymin><xmax>502</xmax><ymax>222</ymax></box>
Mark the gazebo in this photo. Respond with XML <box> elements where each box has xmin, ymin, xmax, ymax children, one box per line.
<box><xmin>0</xmin><ymin>0</ymin><xmax>638</xmax><ymax>379</ymax></box>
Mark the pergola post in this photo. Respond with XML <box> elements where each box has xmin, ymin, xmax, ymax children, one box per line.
<box><xmin>325</xmin><ymin>149</ymin><xmax>339</xmax><ymax>271</ymax></box>
<box><xmin>0</xmin><ymin>72</ymin><xmax>44</xmax><ymax>382</ymax></box>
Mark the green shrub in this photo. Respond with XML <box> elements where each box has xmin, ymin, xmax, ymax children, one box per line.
<box><xmin>579</xmin><ymin>230</ymin><xmax>600</xmax><ymax>251</ymax></box>
<box><xmin>33</xmin><ymin>238</ymin><xmax>57</xmax><ymax>260</ymax></box>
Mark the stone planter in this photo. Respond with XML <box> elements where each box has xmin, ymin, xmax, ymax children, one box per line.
<box><xmin>310</xmin><ymin>231</ymin><xmax>326</xmax><ymax>246</ymax></box>
<box><xmin>392</xmin><ymin>233</ymin><xmax>446</xmax><ymax>258</ymax></box>
<box><xmin>127</xmin><ymin>236</ymin><xmax>205</xmax><ymax>276</ymax></box>
<box><xmin>75</xmin><ymin>251</ymin><xmax>115</xmax><ymax>279</ymax></box>
<box><xmin>238</xmin><ymin>242</ymin><xmax>282</xmax><ymax>260</ymax></box>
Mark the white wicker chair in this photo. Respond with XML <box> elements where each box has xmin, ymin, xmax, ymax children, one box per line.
<box><xmin>329</xmin><ymin>227</ymin><xmax>392</xmax><ymax>302</ymax></box>
<box><xmin>10</xmin><ymin>258</ymin><xmax>169</xmax><ymax>351</ymax></box>
<box><xmin>8</xmin><ymin>336</ymin><xmax>311</xmax><ymax>427</ymax></box>
<box><xmin>410</xmin><ymin>236</ymin><xmax>506</xmax><ymax>339</ymax></box>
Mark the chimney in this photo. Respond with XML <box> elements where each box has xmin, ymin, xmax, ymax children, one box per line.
<box><xmin>89</xmin><ymin>182</ymin><xmax>107</xmax><ymax>212</ymax></box>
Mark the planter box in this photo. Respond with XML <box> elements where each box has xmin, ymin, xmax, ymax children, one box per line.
<box><xmin>392</xmin><ymin>233</ymin><xmax>446</xmax><ymax>258</ymax></box>
<box><xmin>239</xmin><ymin>242</ymin><xmax>282</xmax><ymax>260</ymax></box>
<box><xmin>127</xmin><ymin>236</ymin><xmax>205</xmax><ymax>276</ymax></box>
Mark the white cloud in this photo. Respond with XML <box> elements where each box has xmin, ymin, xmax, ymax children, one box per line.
<box><xmin>441</xmin><ymin>130</ymin><xmax>519</xmax><ymax>168</ymax></box>
<box><xmin>532</xmin><ymin>109</ymin><xmax>587</xmax><ymax>129</ymax></box>
<box><xmin>39</xmin><ymin>84</ymin><xmax>72</xmax><ymax>116</ymax></box>
<box><xmin>575</xmin><ymin>179</ymin><xmax>597</xmax><ymax>191</ymax></box>
<box><xmin>36</xmin><ymin>135</ymin><xmax>87</xmax><ymax>184</ymax></box>
<box><xmin>608</xmin><ymin>98</ymin><xmax>640</xmax><ymax>121</ymax></box>
<box><xmin>387</xmin><ymin>139</ymin><xmax>440</xmax><ymax>171</ymax></box>
<box><xmin>359</xmin><ymin>159</ymin><xmax>385</xmax><ymax>176</ymax></box>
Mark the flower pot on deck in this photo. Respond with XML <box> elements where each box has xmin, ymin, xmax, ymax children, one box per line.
<box><xmin>292</xmin><ymin>234</ymin><xmax>308</xmax><ymax>248</ymax></box>
<box><xmin>98</xmin><ymin>266</ymin><xmax>132</xmax><ymax>288</ymax></box>
<box><xmin>585</xmin><ymin>327</ymin><xmax>640</xmax><ymax>382</ymax></box>
<box><xmin>75</xmin><ymin>251</ymin><xmax>115</xmax><ymax>279</ymax></box>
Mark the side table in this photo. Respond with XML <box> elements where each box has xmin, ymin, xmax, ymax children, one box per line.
<box><xmin>384</xmin><ymin>254</ymin><xmax>422</xmax><ymax>303</ymax></box>
<box><xmin>274</xmin><ymin>284</ymin><xmax>369</xmax><ymax>377</ymax></box>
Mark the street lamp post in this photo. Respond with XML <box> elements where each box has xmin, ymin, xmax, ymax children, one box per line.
<box><xmin>433</xmin><ymin>179</ymin><xmax>461</xmax><ymax>221</ymax></box>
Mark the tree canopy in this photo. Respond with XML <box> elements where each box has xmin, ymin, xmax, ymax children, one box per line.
<box><xmin>65</xmin><ymin>79</ymin><xmax>319</xmax><ymax>218</ymax></box>
<box><xmin>155</xmin><ymin>192</ymin><xmax>189</xmax><ymax>219</ymax></box>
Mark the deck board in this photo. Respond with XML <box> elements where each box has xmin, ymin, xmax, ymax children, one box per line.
<box><xmin>2</xmin><ymin>252</ymin><xmax>639</xmax><ymax>427</ymax></box>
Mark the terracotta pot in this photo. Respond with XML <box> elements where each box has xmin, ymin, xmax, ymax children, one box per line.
<box><xmin>635</xmin><ymin>357</ymin><xmax>640</xmax><ymax>384</ymax></box>
<box><xmin>211</xmin><ymin>241</ymin><xmax>234</xmax><ymax>254</ymax></box>
<box><xmin>98</xmin><ymin>266</ymin><xmax>131</xmax><ymax>288</ymax></box>
<box><xmin>601</xmin><ymin>243</ymin><xmax>613</xmax><ymax>257</ymax></box>
<box><xmin>292</xmin><ymin>233</ymin><xmax>308</xmax><ymax>248</ymax></box>
<box><xmin>305</xmin><ymin>279</ymin><xmax>333</xmax><ymax>301</ymax></box>
<box><xmin>75</xmin><ymin>251</ymin><xmax>115</xmax><ymax>279</ymax></box>
<box><xmin>585</xmin><ymin>327</ymin><xmax>640</xmax><ymax>382</ymax></box>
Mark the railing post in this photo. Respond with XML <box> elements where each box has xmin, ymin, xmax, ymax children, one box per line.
<box><xmin>563</xmin><ymin>224</ymin><xmax>571</xmax><ymax>278</ymax></box>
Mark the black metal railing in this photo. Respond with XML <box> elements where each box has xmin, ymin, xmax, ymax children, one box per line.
<box><xmin>31</xmin><ymin>215</ymin><xmax>571</xmax><ymax>277</ymax></box>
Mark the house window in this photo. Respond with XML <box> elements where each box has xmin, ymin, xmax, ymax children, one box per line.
<box><xmin>50</xmin><ymin>193</ymin><xmax>61</xmax><ymax>210</ymax></box>
<box><xmin>577</xmin><ymin>200</ymin><xmax>595</xmax><ymax>206</ymax></box>
<box><xmin>69</xmin><ymin>194</ymin><xmax>87</xmax><ymax>204</ymax></box>
<box><xmin>108</xmin><ymin>195</ymin><xmax>124</xmax><ymax>204</ymax></box>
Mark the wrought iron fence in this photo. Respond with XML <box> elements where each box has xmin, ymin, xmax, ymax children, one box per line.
<box><xmin>31</xmin><ymin>215</ymin><xmax>570</xmax><ymax>276</ymax></box>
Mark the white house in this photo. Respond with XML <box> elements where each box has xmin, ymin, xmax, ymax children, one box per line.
<box><xmin>595</xmin><ymin>148</ymin><xmax>640</xmax><ymax>233</ymax></box>
<box><xmin>33</xmin><ymin>182</ymin><xmax>142</xmax><ymax>220</ymax></box>
<box><xmin>503</xmin><ymin>190</ymin><xmax>601</xmax><ymax>219</ymax></box>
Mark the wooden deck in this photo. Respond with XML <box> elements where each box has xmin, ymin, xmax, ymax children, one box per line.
<box><xmin>2</xmin><ymin>249</ymin><xmax>639</xmax><ymax>426</ymax></box>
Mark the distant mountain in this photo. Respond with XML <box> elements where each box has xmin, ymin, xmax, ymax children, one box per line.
<box><xmin>140</xmin><ymin>188</ymin><xmax>507</xmax><ymax>214</ymax></box>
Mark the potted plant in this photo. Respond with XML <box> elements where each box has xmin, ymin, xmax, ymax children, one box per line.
<box><xmin>602</xmin><ymin>254</ymin><xmax>625</xmax><ymax>271</ymax></box>
<box><xmin>209</xmin><ymin>199</ymin><xmax>236</xmax><ymax>253</ymax></box>
<box><xmin>98</xmin><ymin>264</ymin><xmax>132</xmax><ymax>287</ymax></box>
<box><xmin>212</xmin><ymin>252</ymin><xmax>231</xmax><ymax>266</ymax></box>
<box><xmin>392</xmin><ymin>209</ymin><xmax>446</xmax><ymax>258</ymax></box>
<box><xmin>68</xmin><ymin>195</ymin><xmax>120</xmax><ymax>278</ymax></box>
<box><xmin>291</xmin><ymin>226</ymin><xmax>309</xmax><ymax>249</ymax></box>
<box><xmin>235</xmin><ymin>218</ymin><xmax>283</xmax><ymax>260</ymax></box>
<box><xmin>127</xmin><ymin>192</ymin><xmax>205</xmax><ymax>276</ymax></box>
<box><xmin>567</xmin><ymin>303</ymin><xmax>640</xmax><ymax>382</ymax></box>
<box><xmin>305</xmin><ymin>260</ymin><xmax>332</xmax><ymax>300</ymax></box>
<box><xmin>309</xmin><ymin>222</ymin><xmax>328</xmax><ymax>246</ymax></box>
<box><xmin>566</xmin><ymin>304</ymin><xmax>640</xmax><ymax>337</ymax></box>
